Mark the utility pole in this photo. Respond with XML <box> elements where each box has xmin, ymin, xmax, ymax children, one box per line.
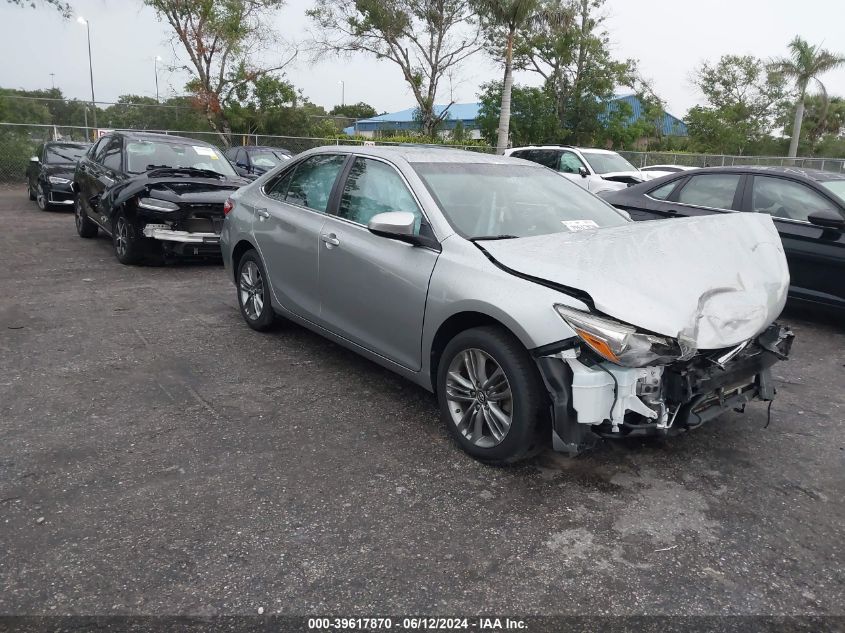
<box><xmin>77</xmin><ymin>17</ymin><xmax>97</xmax><ymax>136</ymax></box>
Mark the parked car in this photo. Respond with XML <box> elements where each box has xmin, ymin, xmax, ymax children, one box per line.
<box><xmin>601</xmin><ymin>166</ymin><xmax>845</xmax><ymax>311</ymax></box>
<box><xmin>639</xmin><ymin>164</ymin><xmax>695</xmax><ymax>180</ymax></box>
<box><xmin>503</xmin><ymin>146</ymin><xmax>644</xmax><ymax>194</ymax></box>
<box><xmin>26</xmin><ymin>141</ymin><xmax>90</xmax><ymax>210</ymax></box>
<box><xmin>224</xmin><ymin>145</ymin><xmax>292</xmax><ymax>178</ymax></box>
<box><xmin>73</xmin><ymin>131</ymin><xmax>248</xmax><ymax>264</ymax></box>
<box><xmin>221</xmin><ymin>147</ymin><xmax>793</xmax><ymax>463</ymax></box>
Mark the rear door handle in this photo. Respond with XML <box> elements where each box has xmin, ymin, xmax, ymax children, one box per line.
<box><xmin>320</xmin><ymin>233</ymin><xmax>340</xmax><ymax>247</ymax></box>
<box><xmin>257</xmin><ymin>209</ymin><xmax>270</xmax><ymax>221</ymax></box>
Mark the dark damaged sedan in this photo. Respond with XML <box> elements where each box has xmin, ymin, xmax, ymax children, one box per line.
<box><xmin>27</xmin><ymin>141</ymin><xmax>90</xmax><ymax>211</ymax></box>
<box><xmin>73</xmin><ymin>131</ymin><xmax>248</xmax><ymax>265</ymax></box>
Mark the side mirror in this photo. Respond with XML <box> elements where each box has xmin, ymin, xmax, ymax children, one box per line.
<box><xmin>368</xmin><ymin>211</ymin><xmax>417</xmax><ymax>242</ymax></box>
<box><xmin>30</xmin><ymin>156</ymin><xmax>40</xmax><ymax>163</ymax></box>
<box><xmin>236</xmin><ymin>161</ymin><xmax>248</xmax><ymax>169</ymax></box>
<box><xmin>807</xmin><ymin>209</ymin><xmax>845</xmax><ymax>230</ymax></box>
<box><xmin>578</xmin><ymin>167</ymin><xmax>589</xmax><ymax>178</ymax></box>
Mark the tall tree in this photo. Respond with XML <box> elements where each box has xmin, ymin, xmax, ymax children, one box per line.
<box><xmin>143</xmin><ymin>0</ymin><xmax>296</xmax><ymax>146</ymax></box>
<box><xmin>477</xmin><ymin>0</ymin><xmax>540</xmax><ymax>153</ymax></box>
<box><xmin>770</xmin><ymin>36</ymin><xmax>845</xmax><ymax>158</ymax></box>
<box><xmin>514</xmin><ymin>0</ymin><xmax>634</xmax><ymax>144</ymax></box>
<box><xmin>329</xmin><ymin>103</ymin><xmax>379</xmax><ymax>120</ymax></box>
<box><xmin>477</xmin><ymin>81</ymin><xmax>559</xmax><ymax>146</ymax></box>
<box><xmin>308</xmin><ymin>0</ymin><xmax>482</xmax><ymax>138</ymax></box>
<box><xmin>6</xmin><ymin>0</ymin><xmax>70</xmax><ymax>18</ymax></box>
<box><xmin>688</xmin><ymin>54</ymin><xmax>787</xmax><ymax>154</ymax></box>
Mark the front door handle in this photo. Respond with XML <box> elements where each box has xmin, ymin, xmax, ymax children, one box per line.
<box><xmin>320</xmin><ymin>233</ymin><xmax>340</xmax><ymax>248</ymax></box>
<box><xmin>257</xmin><ymin>209</ymin><xmax>270</xmax><ymax>221</ymax></box>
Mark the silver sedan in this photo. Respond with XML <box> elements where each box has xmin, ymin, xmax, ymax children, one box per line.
<box><xmin>220</xmin><ymin>146</ymin><xmax>793</xmax><ymax>463</ymax></box>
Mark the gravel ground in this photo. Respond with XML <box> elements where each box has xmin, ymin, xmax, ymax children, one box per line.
<box><xmin>0</xmin><ymin>189</ymin><xmax>842</xmax><ymax>618</ymax></box>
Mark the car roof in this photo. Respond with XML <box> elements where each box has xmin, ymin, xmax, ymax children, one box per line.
<box><xmin>663</xmin><ymin>165</ymin><xmax>845</xmax><ymax>182</ymax></box>
<box><xmin>507</xmin><ymin>145</ymin><xmax>619</xmax><ymax>155</ymax></box>
<box><xmin>245</xmin><ymin>145</ymin><xmax>292</xmax><ymax>153</ymax></box>
<box><xmin>305</xmin><ymin>145</ymin><xmax>513</xmax><ymax>164</ymax></box>
<box><xmin>45</xmin><ymin>140</ymin><xmax>90</xmax><ymax>147</ymax></box>
<box><xmin>114</xmin><ymin>130</ymin><xmax>218</xmax><ymax>147</ymax></box>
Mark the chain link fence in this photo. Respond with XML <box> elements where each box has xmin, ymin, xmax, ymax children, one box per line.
<box><xmin>619</xmin><ymin>150</ymin><xmax>845</xmax><ymax>173</ymax></box>
<box><xmin>0</xmin><ymin>122</ymin><xmax>494</xmax><ymax>184</ymax></box>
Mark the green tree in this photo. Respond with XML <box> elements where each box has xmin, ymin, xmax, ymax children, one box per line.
<box><xmin>770</xmin><ymin>36</ymin><xmax>845</xmax><ymax>158</ymax></box>
<box><xmin>6</xmin><ymin>0</ymin><xmax>70</xmax><ymax>18</ymax></box>
<box><xmin>778</xmin><ymin>94</ymin><xmax>845</xmax><ymax>155</ymax></box>
<box><xmin>477</xmin><ymin>0</ymin><xmax>541</xmax><ymax>153</ymax></box>
<box><xmin>329</xmin><ymin>103</ymin><xmax>378</xmax><ymax>119</ymax></box>
<box><xmin>688</xmin><ymin>54</ymin><xmax>787</xmax><ymax>154</ymax></box>
<box><xmin>477</xmin><ymin>81</ymin><xmax>559</xmax><ymax>146</ymax></box>
<box><xmin>308</xmin><ymin>0</ymin><xmax>482</xmax><ymax>137</ymax></box>
<box><xmin>515</xmin><ymin>0</ymin><xmax>636</xmax><ymax>144</ymax></box>
<box><xmin>143</xmin><ymin>0</ymin><xmax>296</xmax><ymax>146</ymax></box>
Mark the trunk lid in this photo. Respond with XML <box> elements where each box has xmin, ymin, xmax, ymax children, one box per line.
<box><xmin>480</xmin><ymin>213</ymin><xmax>789</xmax><ymax>350</ymax></box>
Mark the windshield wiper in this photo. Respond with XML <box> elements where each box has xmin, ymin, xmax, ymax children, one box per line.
<box><xmin>470</xmin><ymin>234</ymin><xmax>520</xmax><ymax>241</ymax></box>
<box><xmin>145</xmin><ymin>165</ymin><xmax>226</xmax><ymax>179</ymax></box>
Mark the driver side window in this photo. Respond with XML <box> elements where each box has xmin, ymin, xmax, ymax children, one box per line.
<box><xmin>559</xmin><ymin>151</ymin><xmax>585</xmax><ymax>174</ymax></box>
<box><xmin>751</xmin><ymin>176</ymin><xmax>833</xmax><ymax>223</ymax></box>
<box><xmin>283</xmin><ymin>154</ymin><xmax>346</xmax><ymax>213</ymax></box>
<box><xmin>336</xmin><ymin>157</ymin><xmax>423</xmax><ymax>232</ymax></box>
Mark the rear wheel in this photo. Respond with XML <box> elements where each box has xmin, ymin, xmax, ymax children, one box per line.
<box><xmin>75</xmin><ymin>196</ymin><xmax>98</xmax><ymax>238</ymax></box>
<box><xmin>112</xmin><ymin>210</ymin><xmax>143</xmax><ymax>265</ymax></box>
<box><xmin>437</xmin><ymin>326</ymin><xmax>548</xmax><ymax>464</ymax></box>
<box><xmin>237</xmin><ymin>250</ymin><xmax>276</xmax><ymax>331</ymax></box>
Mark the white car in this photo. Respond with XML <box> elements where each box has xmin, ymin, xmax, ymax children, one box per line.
<box><xmin>504</xmin><ymin>146</ymin><xmax>644</xmax><ymax>194</ymax></box>
<box><xmin>639</xmin><ymin>164</ymin><xmax>695</xmax><ymax>180</ymax></box>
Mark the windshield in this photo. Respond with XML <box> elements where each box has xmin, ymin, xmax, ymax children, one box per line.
<box><xmin>125</xmin><ymin>140</ymin><xmax>237</xmax><ymax>176</ymax></box>
<box><xmin>251</xmin><ymin>150</ymin><xmax>291</xmax><ymax>168</ymax></box>
<box><xmin>45</xmin><ymin>145</ymin><xmax>87</xmax><ymax>164</ymax></box>
<box><xmin>412</xmin><ymin>163</ymin><xmax>629</xmax><ymax>239</ymax></box>
<box><xmin>580</xmin><ymin>151</ymin><xmax>638</xmax><ymax>175</ymax></box>
<box><xmin>819</xmin><ymin>180</ymin><xmax>845</xmax><ymax>203</ymax></box>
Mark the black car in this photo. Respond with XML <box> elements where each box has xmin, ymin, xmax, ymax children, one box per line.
<box><xmin>602</xmin><ymin>166</ymin><xmax>845</xmax><ymax>311</ymax></box>
<box><xmin>26</xmin><ymin>141</ymin><xmax>90</xmax><ymax>211</ymax></box>
<box><xmin>224</xmin><ymin>145</ymin><xmax>292</xmax><ymax>178</ymax></box>
<box><xmin>73</xmin><ymin>131</ymin><xmax>248</xmax><ymax>265</ymax></box>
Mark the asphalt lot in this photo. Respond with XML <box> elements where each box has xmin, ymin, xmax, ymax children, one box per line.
<box><xmin>0</xmin><ymin>188</ymin><xmax>843</xmax><ymax>617</ymax></box>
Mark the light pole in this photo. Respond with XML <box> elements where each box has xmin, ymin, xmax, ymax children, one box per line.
<box><xmin>154</xmin><ymin>56</ymin><xmax>162</xmax><ymax>103</ymax></box>
<box><xmin>77</xmin><ymin>16</ymin><xmax>97</xmax><ymax>136</ymax></box>
<box><xmin>338</xmin><ymin>80</ymin><xmax>345</xmax><ymax>107</ymax></box>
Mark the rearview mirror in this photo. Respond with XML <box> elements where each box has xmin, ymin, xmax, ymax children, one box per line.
<box><xmin>368</xmin><ymin>211</ymin><xmax>417</xmax><ymax>241</ymax></box>
<box><xmin>30</xmin><ymin>156</ymin><xmax>39</xmax><ymax>163</ymax></box>
<box><xmin>807</xmin><ymin>209</ymin><xmax>845</xmax><ymax>230</ymax></box>
<box><xmin>578</xmin><ymin>167</ymin><xmax>589</xmax><ymax>178</ymax></box>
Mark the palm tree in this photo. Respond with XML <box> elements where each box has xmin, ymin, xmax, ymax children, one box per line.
<box><xmin>771</xmin><ymin>36</ymin><xmax>845</xmax><ymax>158</ymax></box>
<box><xmin>479</xmin><ymin>0</ymin><xmax>540</xmax><ymax>154</ymax></box>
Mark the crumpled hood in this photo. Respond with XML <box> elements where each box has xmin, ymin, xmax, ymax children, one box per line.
<box><xmin>481</xmin><ymin>213</ymin><xmax>790</xmax><ymax>349</ymax></box>
<box><xmin>43</xmin><ymin>164</ymin><xmax>76</xmax><ymax>180</ymax></box>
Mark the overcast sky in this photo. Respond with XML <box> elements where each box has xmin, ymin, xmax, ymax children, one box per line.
<box><xmin>1</xmin><ymin>0</ymin><xmax>844</xmax><ymax>119</ymax></box>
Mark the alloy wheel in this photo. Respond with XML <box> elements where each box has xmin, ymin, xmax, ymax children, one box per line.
<box><xmin>239</xmin><ymin>260</ymin><xmax>265</xmax><ymax>321</ymax></box>
<box><xmin>445</xmin><ymin>348</ymin><xmax>513</xmax><ymax>448</ymax></box>
<box><xmin>75</xmin><ymin>198</ymin><xmax>83</xmax><ymax>232</ymax></box>
<box><xmin>115</xmin><ymin>217</ymin><xmax>129</xmax><ymax>258</ymax></box>
<box><xmin>36</xmin><ymin>183</ymin><xmax>46</xmax><ymax>210</ymax></box>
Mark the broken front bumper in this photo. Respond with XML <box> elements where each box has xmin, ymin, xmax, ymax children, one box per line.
<box><xmin>142</xmin><ymin>224</ymin><xmax>220</xmax><ymax>244</ymax></box>
<box><xmin>535</xmin><ymin>323</ymin><xmax>794</xmax><ymax>455</ymax></box>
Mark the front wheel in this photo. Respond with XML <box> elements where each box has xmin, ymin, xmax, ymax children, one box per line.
<box><xmin>437</xmin><ymin>326</ymin><xmax>548</xmax><ymax>464</ymax></box>
<box><xmin>75</xmin><ymin>196</ymin><xmax>98</xmax><ymax>238</ymax></box>
<box><xmin>112</xmin><ymin>210</ymin><xmax>143</xmax><ymax>265</ymax></box>
<box><xmin>36</xmin><ymin>182</ymin><xmax>48</xmax><ymax>211</ymax></box>
<box><xmin>236</xmin><ymin>250</ymin><xmax>276</xmax><ymax>331</ymax></box>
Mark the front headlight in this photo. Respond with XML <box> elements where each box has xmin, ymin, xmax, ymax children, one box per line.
<box><xmin>554</xmin><ymin>304</ymin><xmax>684</xmax><ymax>367</ymax></box>
<box><xmin>137</xmin><ymin>197</ymin><xmax>180</xmax><ymax>212</ymax></box>
<box><xmin>48</xmin><ymin>176</ymin><xmax>70</xmax><ymax>185</ymax></box>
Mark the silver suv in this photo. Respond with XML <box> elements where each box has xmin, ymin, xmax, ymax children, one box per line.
<box><xmin>220</xmin><ymin>146</ymin><xmax>793</xmax><ymax>463</ymax></box>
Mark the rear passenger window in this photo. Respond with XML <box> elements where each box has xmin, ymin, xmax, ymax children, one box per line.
<box><xmin>648</xmin><ymin>181</ymin><xmax>679</xmax><ymax>200</ymax></box>
<box><xmin>283</xmin><ymin>154</ymin><xmax>346</xmax><ymax>213</ymax></box>
<box><xmin>264</xmin><ymin>167</ymin><xmax>297</xmax><ymax>202</ymax></box>
<box><xmin>677</xmin><ymin>174</ymin><xmax>741</xmax><ymax>210</ymax></box>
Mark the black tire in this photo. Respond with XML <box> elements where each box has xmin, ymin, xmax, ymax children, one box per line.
<box><xmin>112</xmin><ymin>209</ymin><xmax>144</xmax><ymax>265</ymax></box>
<box><xmin>36</xmin><ymin>182</ymin><xmax>49</xmax><ymax>211</ymax></box>
<box><xmin>236</xmin><ymin>249</ymin><xmax>276</xmax><ymax>331</ymax></box>
<box><xmin>28</xmin><ymin>182</ymin><xmax>36</xmax><ymax>201</ymax></box>
<box><xmin>437</xmin><ymin>326</ymin><xmax>549</xmax><ymax>464</ymax></box>
<box><xmin>74</xmin><ymin>196</ymin><xmax>98</xmax><ymax>238</ymax></box>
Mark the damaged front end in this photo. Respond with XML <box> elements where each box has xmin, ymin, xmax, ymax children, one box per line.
<box><xmin>535</xmin><ymin>319</ymin><xmax>794</xmax><ymax>455</ymax></box>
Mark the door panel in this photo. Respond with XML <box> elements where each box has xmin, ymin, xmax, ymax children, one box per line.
<box><xmin>251</xmin><ymin>154</ymin><xmax>347</xmax><ymax>320</ymax></box>
<box><xmin>748</xmin><ymin>175</ymin><xmax>845</xmax><ymax>307</ymax></box>
<box><xmin>318</xmin><ymin>157</ymin><xmax>438</xmax><ymax>370</ymax></box>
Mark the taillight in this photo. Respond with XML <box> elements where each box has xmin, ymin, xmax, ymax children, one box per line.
<box><xmin>223</xmin><ymin>198</ymin><xmax>234</xmax><ymax>216</ymax></box>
